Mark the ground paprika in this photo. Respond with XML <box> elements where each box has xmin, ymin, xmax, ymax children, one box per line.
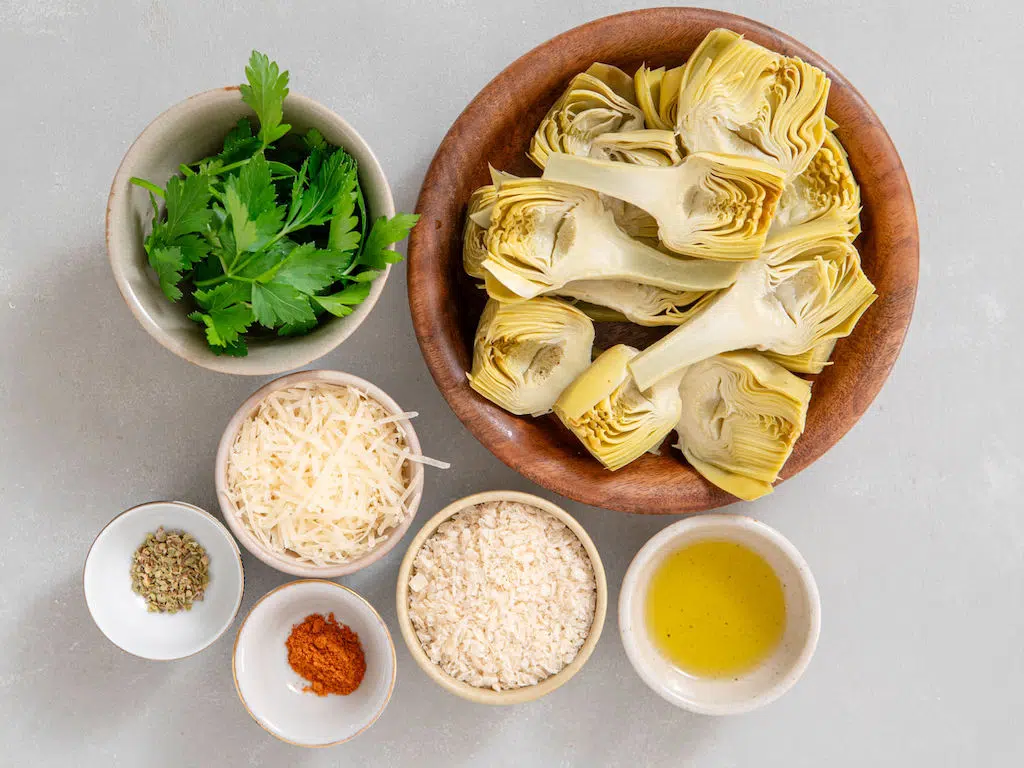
<box><xmin>285</xmin><ymin>612</ymin><xmax>367</xmax><ymax>696</ymax></box>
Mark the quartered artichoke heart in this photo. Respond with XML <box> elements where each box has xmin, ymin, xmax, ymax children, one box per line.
<box><xmin>628</xmin><ymin>216</ymin><xmax>877</xmax><ymax>391</ymax></box>
<box><xmin>467</xmin><ymin>297</ymin><xmax>595</xmax><ymax>416</ymax></box>
<box><xmin>528</xmin><ymin>63</ymin><xmax>645</xmax><ymax>170</ymax></box>
<box><xmin>675</xmin><ymin>351</ymin><xmax>812</xmax><ymax>501</ymax></box>
<box><xmin>675</xmin><ymin>28</ymin><xmax>831</xmax><ymax>181</ymax></box>
<box><xmin>542</xmin><ymin>150</ymin><xmax>786</xmax><ymax>261</ymax></box>
<box><xmin>554</xmin><ymin>345</ymin><xmax>683</xmax><ymax>471</ymax></box>
<box><xmin>771</xmin><ymin>130</ymin><xmax>861</xmax><ymax>238</ymax></box>
<box><xmin>634</xmin><ymin>64</ymin><xmax>686</xmax><ymax>130</ymax></box>
<box><xmin>480</xmin><ymin>178</ymin><xmax>741</xmax><ymax>299</ymax></box>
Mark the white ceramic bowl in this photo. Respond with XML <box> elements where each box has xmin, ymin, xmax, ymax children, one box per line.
<box><xmin>233</xmin><ymin>580</ymin><xmax>396</xmax><ymax>747</ymax></box>
<box><xmin>106</xmin><ymin>87</ymin><xmax>396</xmax><ymax>375</ymax></box>
<box><xmin>619</xmin><ymin>514</ymin><xmax>820</xmax><ymax>715</ymax></box>
<box><xmin>216</xmin><ymin>369</ymin><xmax>425</xmax><ymax>578</ymax></box>
<box><xmin>83</xmin><ymin>501</ymin><xmax>244</xmax><ymax>661</ymax></box>
<box><xmin>395</xmin><ymin>490</ymin><xmax>607</xmax><ymax>705</ymax></box>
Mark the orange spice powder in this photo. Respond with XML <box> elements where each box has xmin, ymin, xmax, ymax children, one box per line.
<box><xmin>285</xmin><ymin>612</ymin><xmax>367</xmax><ymax>696</ymax></box>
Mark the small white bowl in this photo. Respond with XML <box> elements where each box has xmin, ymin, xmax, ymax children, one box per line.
<box><xmin>233</xmin><ymin>580</ymin><xmax>396</xmax><ymax>747</ymax></box>
<box><xmin>396</xmin><ymin>490</ymin><xmax>607</xmax><ymax>705</ymax></box>
<box><xmin>106</xmin><ymin>87</ymin><xmax>396</xmax><ymax>375</ymax></box>
<box><xmin>83</xmin><ymin>501</ymin><xmax>244</xmax><ymax>661</ymax></box>
<box><xmin>216</xmin><ymin>369</ymin><xmax>425</xmax><ymax>578</ymax></box>
<box><xmin>619</xmin><ymin>514</ymin><xmax>820</xmax><ymax>715</ymax></box>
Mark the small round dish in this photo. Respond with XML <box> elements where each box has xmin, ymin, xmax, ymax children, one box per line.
<box><xmin>395</xmin><ymin>490</ymin><xmax>607</xmax><ymax>705</ymax></box>
<box><xmin>106</xmin><ymin>87</ymin><xmax>396</xmax><ymax>375</ymax></box>
<box><xmin>619</xmin><ymin>514</ymin><xmax>820</xmax><ymax>715</ymax></box>
<box><xmin>216</xmin><ymin>369</ymin><xmax>425</xmax><ymax>578</ymax></box>
<box><xmin>232</xmin><ymin>579</ymin><xmax>395</xmax><ymax>747</ymax></box>
<box><xmin>83</xmin><ymin>500</ymin><xmax>244</xmax><ymax>661</ymax></box>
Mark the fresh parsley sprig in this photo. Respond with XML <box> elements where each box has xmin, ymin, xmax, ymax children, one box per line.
<box><xmin>129</xmin><ymin>51</ymin><xmax>419</xmax><ymax>357</ymax></box>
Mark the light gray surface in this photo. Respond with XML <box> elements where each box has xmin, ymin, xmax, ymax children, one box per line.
<box><xmin>1</xmin><ymin>1</ymin><xmax>1021</xmax><ymax>765</ymax></box>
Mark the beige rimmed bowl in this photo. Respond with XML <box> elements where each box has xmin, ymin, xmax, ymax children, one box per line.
<box><xmin>395</xmin><ymin>490</ymin><xmax>607</xmax><ymax>704</ymax></box>
<box><xmin>106</xmin><ymin>87</ymin><xmax>396</xmax><ymax>375</ymax></box>
<box><xmin>215</xmin><ymin>369</ymin><xmax>425</xmax><ymax>577</ymax></box>
<box><xmin>232</xmin><ymin>579</ymin><xmax>396</xmax><ymax>747</ymax></box>
<box><xmin>619</xmin><ymin>514</ymin><xmax>821</xmax><ymax>715</ymax></box>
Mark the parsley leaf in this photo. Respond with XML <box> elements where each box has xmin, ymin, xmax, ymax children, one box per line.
<box><xmin>251</xmin><ymin>282</ymin><xmax>315</xmax><ymax>327</ymax></box>
<box><xmin>241</xmin><ymin>51</ymin><xmax>290</xmax><ymax>147</ymax></box>
<box><xmin>353</xmin><ymin>213</ymin><xmax>420</xmax><ymax>270</ymax></box>
<box><xmin>313</xmin><ymin>283</ymin><xmax>372</xmax><ymax>316</ymax></box>
<box><xmin>269</xmin><ymin>243</ymin><xmax>355</xmax><ymax>293</ymax></box>
<box><xmin>149</xmin><ymin>246</ymin><xmax>187</xmax><ymax>301</ymax></box>
<box><xmin>160</xmin><ymin>175</ymin><xmax>213</xmax><ymax>240</ymax></box>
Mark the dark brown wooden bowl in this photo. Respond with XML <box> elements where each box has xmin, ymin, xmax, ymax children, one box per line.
<box><xmin>408</xmin><ymin>8</ymin><xmax>918</xmax><ymax>514</ymax></box>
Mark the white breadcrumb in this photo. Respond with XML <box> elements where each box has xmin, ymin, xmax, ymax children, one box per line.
<box><xmin>408</xmin><ymin>501</ymin><xmax>597</xmax><ymax>691</ymax></box>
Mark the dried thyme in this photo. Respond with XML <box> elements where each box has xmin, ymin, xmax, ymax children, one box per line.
<box><xmin>130</xmin><ymin>527</ymin><xmax>210</xmax><ymax>613</ymax></box>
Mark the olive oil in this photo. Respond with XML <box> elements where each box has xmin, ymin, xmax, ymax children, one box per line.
<box><xmin>645</xmin><ymin>540</ymin><xmax>786</xmax><ymax>678</ymax></box>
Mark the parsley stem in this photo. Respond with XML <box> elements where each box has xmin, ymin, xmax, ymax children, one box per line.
<box><xmin>129</xmin><ymin>177</ymin><xmax>165</xmax><ymax>198</ymax></box>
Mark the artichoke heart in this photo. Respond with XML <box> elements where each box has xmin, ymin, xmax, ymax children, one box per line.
<box><xmin>480</xmin><ymin>178</ymin><xmax>742</xmax><ymax>299</ymax></box>
<box><xmin>542</xmin><ymin>150</ymin><xmax>785</xmax><ymax>261</ymax></box>
<box><xmin>629</xmin><ymin>218</ymin><xmax>877</xmax><ymax>391</ymax></box>
<box><xmin>589</xmin><ymin>129</ymin><xmax>682</xmax><ymax>167</ymax></box>
<box><xmin>675</xmin><ymin>28</ymin><xmax>830</xmax><ymax>181</ymax></box>
<box><xmin>467</xmin><ymin>297</ymin><xmax>595</xmax><ymax>416</ymax></box>
<box><xmin>634</xmin><ymin>64</ymin><xmax>686</xmax><ymax>130</ymax></box>
<box><xmin>771</xmin><ymin>131</ymin><xmax>861</xmax><ymax>238</ymax></box>
<box><xmin>529</xmin><ymin>63</ymin><xmax>645</xmax><ymax>170</ymax></box>
<box><xmin>675</xmin><ymin>351</ymin><xmax>812</xmax><ymax>501</ymax></box>
<box><xmin>463</xmin><ymin>183</ymin><xmax>499</xmax><ymax>279</ymax></box>
<box><xmin>555</xmin><ymin>345</ymin><xmax>683</xmax><ymax>471</ymax></box>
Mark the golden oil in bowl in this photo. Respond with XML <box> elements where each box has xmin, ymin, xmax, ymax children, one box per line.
<box><xmin>645</xmin><ymin>540</ymin><xmax>786</xmax><ymax>678</ymax></box>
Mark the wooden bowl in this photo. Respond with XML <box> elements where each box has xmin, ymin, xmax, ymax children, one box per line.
<box><xmin>407</xmin><ymin>8</ymin><xmax>918</xmax><ymax>514</ymax></box>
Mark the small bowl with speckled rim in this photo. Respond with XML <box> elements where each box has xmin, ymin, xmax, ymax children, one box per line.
<box><xmin>215</xmin><ymin>369</ymin><xmax>425</xmax><ymax>578</ymax></box>
<box><xmin>232</xmin><ymin>579</ymin><xmax>396</xmax><ymax>747</ymax></box>
<box><xmin>106</xmin><ymin>87</ymin><xmax>396</xmax><ymax>375</ymax></box>
<box><xmin>83</xmin><ymin>500</ymin><xmax>244</xmax><ymax>661</ymax></box>
<box><xmin>619</xmin><ymin>514</ymin><xmax>821</xmax><ymax>715</ymax></box>
<box><xmin>395</xmin><ymin>490</ymin><xmax>608</xmax><ymax>705</ymax></box>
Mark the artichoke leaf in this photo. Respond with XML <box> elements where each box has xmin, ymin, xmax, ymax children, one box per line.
<box><xmin>634</xmin><ymin>64</ymin><xmax>686</xmax><ymax>130</ymax></box>
<box><xmin>555</xmin><ymin>345</ymin><xmax>682</xmax><ymax>471</ymax></box>
<box><xmin>467</xmin><ymin>297</ymin><xmax>595</xmax><ymax>417</ymax></box>
<box><xmin>463</xmin><ymin>183</ymin><xmax>499</xmax><ymax>279</ymax></box>
<box><xmin>763</xmin><ymin>338</ymin><xmax>837</xmax><ymax>374</ymax></box>
<box><xmin>589</xmin><ymin>129</ymin><xmax>683</xmax><ymax>167</ymax></box>
<box><xmin>675</xmin><ymin>351</ymin><xmax>812</xmax><ymax>501</ymax></box>
<box><xmin>629</xmin><ymin>217</ymin><xmax>877</xmax><ymax>390</ymax></box>
<box><xmin>542</xmin><ymin>150</ymin><xmax>785</xmax><ymax>261</ymax></box>
<box><xmin>675</xmin><ymin>28</ymin><xmax>830</xmax><ymax>181</ymax></box>
<box><xmin>553</xmin><ymin>279</ymin><xmax>712</xmax><ymax>327</ymax></box>
<box><xmin>528</xmin><ymin>64</ymin><xmax>645</xmax><ymax>170</ymax></box>
<box><xmin>480</xmin><ymin>178</ymin><xmax>742</xmax><ymax>299</ymax></box>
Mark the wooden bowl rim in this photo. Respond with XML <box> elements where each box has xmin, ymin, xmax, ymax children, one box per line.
<box><xmin>408</xmin><ymin>7</ymin><xmax>919</xmax><ymax>514</ymax></box>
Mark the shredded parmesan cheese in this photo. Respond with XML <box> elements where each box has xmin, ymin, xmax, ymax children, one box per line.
<box><xmin>408</xmin><ymin>501</ymin><xmax>597</xmax><ymax>691</ymax></box>
<box><xmin>225</xmin><ymin>382</ymin><xmax>446</xmax><ymax>565</ymax></box>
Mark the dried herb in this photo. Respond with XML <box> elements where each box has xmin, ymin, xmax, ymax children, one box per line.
<box><xmin>130</xmin><ymin>527</ymin><xmax>210</xmax><ymax>613</ymax></box>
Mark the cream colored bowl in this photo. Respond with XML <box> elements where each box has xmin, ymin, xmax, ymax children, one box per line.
<box><xmin>83</xmin><ymin>501</ymin><xmax>244</xmax><ymax>661</ymax></box>
<box><xmin>216</xmin><ymin>369</ymin><xmax>424</xmax><ymax>578</ymax></box>
<box><xmin>619</xmin><ymin>514</ymin><xmax>821</xmax><ymax>715</ymax></box>
<box><xmin>106</xmin><ymin>87</ymin><xmax>396</xmax><ymax>375</ymax></box>
<box><xmin>395</xmin><ymin>490</ymin><xmax>607</xmax><ymax>705</ymax></box>
<box><xmin>233</xmin><ymin>580</ymin><xmax>395</xmax><ymax>747</ymax></box>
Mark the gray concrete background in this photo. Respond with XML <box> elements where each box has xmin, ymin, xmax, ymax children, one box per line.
<box><xmin>1</xmin><ymin>1</ymin><xmax>1020</xmax><ymax>765</ymax></box>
